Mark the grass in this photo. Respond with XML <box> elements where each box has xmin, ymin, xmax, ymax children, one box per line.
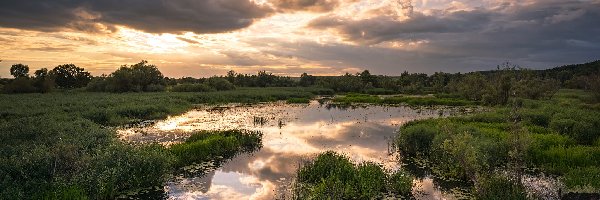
<box><xmin>0</xmin><ymin>87</ymin><xmax>317</xmax><ymax>199</ymax></box>
<box><xmin>332</xmin><ymin>93</ymin><xmax>478</xmax><ymax>106</ymax></box>
<box><xmin>395</xmin><ymin>89</ymin><xmax>600</xmax><ymax>197</ymax></box>
<box><xmin>287</xmin><ymin>97</ymin><xmax>310</xmax><ymax>104</ymax></box>
<box><xmin>293</xmin><ymin>151</ymin><xmax>413</xmax><ymax>199</ymax></box>
<box><xmin>170</xmin><ymin>130</ymin><xmax>262</xmax><ymax>168</ymax></box>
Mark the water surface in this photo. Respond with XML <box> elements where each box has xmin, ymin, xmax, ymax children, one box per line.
<box><xmin>118</xmin><ymin>101</ymin><xmax>465</xmax><ymax>199</ymax></box>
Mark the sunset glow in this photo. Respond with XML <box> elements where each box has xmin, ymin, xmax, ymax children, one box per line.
<box><xmin>1</xmin><ymin>0</ymin><xmax>599</xmax><ymax>77</ymax></box>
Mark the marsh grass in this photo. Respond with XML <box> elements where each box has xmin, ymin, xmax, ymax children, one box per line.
<box><xmin>170</xmin><ymin>130</ymin><xmax>263</xmax><ymax>168</ymax></box>
<box><xmin>0</xmin><ymin>87</ymin><xmax>311</xmax><ymax>199</ymax></box>
<box><xmin>332</xmin><ymin>93</ymin><xmax>478</xmax><ymax>106</ymax></box>
<box><xmin>395</xmin><ymin>89</ymin><xmax>600</xmax><ymax>197</ymax></box>
<box><xmin>293</xmin><ymin>151</ymin><xmax>413</xmax><ymax>199</ymax></box>
<box><xmin>287</xmin><ymin>97</ymin><xmax>310</xmax><ymax>104</ymax></box>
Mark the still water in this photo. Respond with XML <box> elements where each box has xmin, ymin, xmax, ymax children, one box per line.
<box><xmin>118</xmin><ymin>101</ymin><xmax>468</xmax><ymax>199</ymax></box>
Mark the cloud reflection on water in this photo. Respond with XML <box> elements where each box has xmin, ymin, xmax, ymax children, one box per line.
<box><xmin>118</xmin><ymin>101</ymin><xmax>452</xmax><ymax>199</ymax></box>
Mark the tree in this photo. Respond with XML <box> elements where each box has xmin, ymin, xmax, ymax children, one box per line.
<box><xmin>52</xmin><ymin>64</ymin><xmax>92</xmax><ymax>88</ymax></box>
<box><xmin>226</xmin><ymin>70</ymin><xmax>236</xmax><ymax>85</ymax></box>
<box><xmin>299</xmin><ymin>73</ymin><xmax>316</xmax><ymax>87</ymax></box>
<box><xmin>98</xmin><ymin>60</ymin><xmax>166</xmax><ymax>92</ymax></box>
<box><xmin>206</xmin><ymin>77</ymin><xmax>235</xmax><ymax>91</ymax></box>
<box><xmin>457</xmin><ymin>73</ymin><xmax>486</xmax><ymax>101</ymax></box>
<box><xmin>10</xmin><ymin>64</ymin><xmax>29</xmax><ymax>78</ymax></box>
<box><xmin>33</xmin><ymin>68</ymin><xmax>55</xmax><ymax>93</ymax></box>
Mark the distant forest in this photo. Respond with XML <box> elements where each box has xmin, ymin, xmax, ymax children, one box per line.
<box><xmin>1</xmin><ymin>60</ymin><xmax>599</xmax><ymax>105</ymax></box>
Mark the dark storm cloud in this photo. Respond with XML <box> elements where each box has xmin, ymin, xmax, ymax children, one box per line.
<box><xmin>309</xmin><ymin>10</ymin><xmax>494</xmax><ymax>44</ymax></box>
<box><xmin>302</xmin><ymin>0</ymin><xmax>600</xmax><ymax>72</ymax></box>
<box><xmin>271</xmin><ymin>0</ymin><xmax>342</xmax><ymax>12</ymax></box>
<box><xmin>0</xmin><ymin>0</ymin><xmax>272</xmax><ymax>33</ymax></box>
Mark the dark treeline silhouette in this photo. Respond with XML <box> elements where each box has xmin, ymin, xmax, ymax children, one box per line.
<box><xmin>2</xmin><ymin>60</ymin><xmax>599</xmax><ymax>104</ymax></box>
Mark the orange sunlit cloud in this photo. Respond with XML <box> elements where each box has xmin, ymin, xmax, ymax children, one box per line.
<box><xmin>1</xmin><ymin>0</ymin><xmax>599</xmax><ymax>77</ymax></box>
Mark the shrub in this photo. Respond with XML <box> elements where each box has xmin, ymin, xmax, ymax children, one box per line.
<box><xmin>171</xmin><ymin>83</ymin><xmax>214</xmax><ymax>92</ymax></box>
<box><xmin>387</xmin><ymin>170</ymin><xmax>413</xmax><ymax>196</ymax></box>
<box><xmin>397</xmin><ymin>123</ymin><xmax>438</xmax><ymax>157</ymax></box>
<box><xmin>356</xmin><ymin>162</ymin><xmax>387</xmax><ymax>198</ymax></box>
<box><xmin>206</xmin><ymin>77</ymin><xmax>235</xmax><ymax>91</ymax></box>
<box><xmin>2</xmin><ymin>77</ymin><xmax>36</xmax><ymax>93</ymax></box>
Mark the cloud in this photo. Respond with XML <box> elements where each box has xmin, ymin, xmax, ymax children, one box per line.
<box><xmin>309</xmin><ymin>10</ymin><xmax>493</xmax><ymax>44</ymax></box>
<box><xmin>270</xmin><ymin>0</ymin><xmax>342</xmax><ymax>12</ymax></box>
<box><xmin>301</xmin><ymin>0</ymin><xmax>600</xmax><ymax>71</ymax></box>
<box><xmin>0</xmin><ymin>0</ymin><xmax>273</xmax><ymax>34</ymax></box>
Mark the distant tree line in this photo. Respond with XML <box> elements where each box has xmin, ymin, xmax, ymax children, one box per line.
<box><xmin>2</xmin><ymin>60</ymin><xmax>599</xmax><ymax>104</ymax></box>
<box><xmin>2</xmin><ymin>63</ymin><xmax>91</xmax><ymax>93</ymax></box>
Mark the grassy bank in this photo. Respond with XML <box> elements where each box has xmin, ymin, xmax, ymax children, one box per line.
<box><xmin>396</xmin><ymin>89</ymin><xmax>600</xmax><ymax>197</ymax></box>
<box><xmin>332</xmin><ymin>93</ymin><xmax>478</xmax><ymax>106</ymax></box>
<box><xmin>293</xmin><ymin>151</ymin><xmax>413</xmax><ymax>199</ymax></box>
<box><xmin>0</xmin><ymin>87</ymin><xmax>317</xmax><ymax>199</ymax></box>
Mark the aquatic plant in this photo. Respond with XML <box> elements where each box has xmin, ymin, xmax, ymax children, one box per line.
<box><xmin>169</xmin><ymin>130</ymin><xmax>263</xmax><ymax>168</ymax></box>
<box><xmin>293</xmin><ymin>151</ymin><xmax>413</xmax><ymax>199</ymax></box>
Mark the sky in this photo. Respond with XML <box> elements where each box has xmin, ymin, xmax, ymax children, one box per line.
<box><xmin>0</xmin><ymin>0</ymin><xmax>599</xmax><ymax>78</ymax></box>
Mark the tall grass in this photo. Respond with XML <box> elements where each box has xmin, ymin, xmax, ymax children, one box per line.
<box><xmin>0</xmin><ymin>87</ymin><xmax>308</xmax><ymax>199</ymax></box>
<box><xmin>395</xmin><ymin>89</ymin><xmax>600</xmax><ymax>196</ymax></box>
<box><xmin>293</xmin><ymin>151</ymin><xmax>413</xmax><ymax>199</ymax></box>
<box><xmin>170</xmin><ymin>130</ymin><xmax>262</xmax><ymax>168</ymax></box>
<box><xmin>332</xmin><ymin>93</ymin><xmax>478</xmax><ymax>106</ymax></box>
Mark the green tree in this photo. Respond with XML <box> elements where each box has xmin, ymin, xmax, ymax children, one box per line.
<box><xmin>10</xmin><ymin>64</ymin><xmax>29</xmax><ymax>78</ymax></box>
<box><xmin>299</xmin><ymin>72</ymin><xmax>316</xmax><ymax>87</ymax></box>
<box><xmin>457</xmin><ymin>73</ymin><xmax>487</xmax><ymax>101</ymax></box>
<box><xmin>105</xmin><ymin>60</ymin><xmax>165</xmax><ymax>92</ymax></box>
<box><xmin>52</xmin><ymin>64</ymin><xmax>92</xmax><ymax>88</ymax></box>
<box><xmin>206</xmin><ymin>77</ymin><xmax>235</xmax><ymax>91</ymax></box>
<box><xmin>226</xmin><ymin>70</ymin><xmax>236</xmax><ymax>85</ymax></box>
<box><xmin>33</xmin><ymin>68</ymin><xmax>55</xmax><ymax>93</ymax></box>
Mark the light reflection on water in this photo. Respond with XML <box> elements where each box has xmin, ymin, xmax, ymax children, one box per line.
<box><xmin>118</xmin><ymin>101</ymin><xmax>464</xmax><ymax>199</ymax></box>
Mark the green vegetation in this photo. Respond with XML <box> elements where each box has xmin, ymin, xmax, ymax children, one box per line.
<box><xmin>293</xmin><ymin>151</ymin><xmax>413</xmax><ymax>199</ymax></box>
<box><xmin>170</xmin><ymin>130</ymin><xmax>262</xmax><ymax>167</ymax></box>
<box><xmin>1</xmin><ymin>59</ymin><xmax>598</xmax><ymax>199</ymax></box>
<box><xmin>170</xmin><ymin>83</ymin><xmax>215</xmax><ymax>92</ymax></box>
<box><xmin>86</xmin><ymin>61</ymin><xmax>166</xmax><ymax>92</ymax></box>
<box><xmin>287</xmin><ymin>97</ymin><xmax>310</xmax><ymax>104</ymax></box>
<box><xmin>0</xmin><ymin>87</ymin><xmax>326</xmax><ymax>199</ymax></box>
<box><xmin>332</xmin><ymin>93</ymin><xmax>477</xmax><ymax>106</ymax></box>
<box><xmin>396</xmin><ymin>89</ymin><xmax>600</xmax><ymax>197</ymax></box>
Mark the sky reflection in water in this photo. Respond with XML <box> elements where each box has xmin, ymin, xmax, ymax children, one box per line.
<box><xmin>118</xmin><ymin>101</ymin><xmax>457</xmax><ymax>199</ymax></box>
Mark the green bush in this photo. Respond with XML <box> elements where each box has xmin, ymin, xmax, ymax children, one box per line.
<box><xmin>206</xmin><ymin>77</ymin><xmax>235</xmax><ymax>91</ymax></box>
<box><xmin>355</xmin><ymin>162</ymin><xmax>387</xmax><ymax>198</ymax></box>
<box><xmin>387</xmin><ymin>170</ymin><xmax>413</xmax><ymax>196</ymax></box>
<box><xmin>397</xmin><ymin>123</ymin><xmax>438</xmax><ymax>158</ymax></box>
<box><xmin>3</xmin><ymin>77</ymin><xmax>37</xmax><ymax>93</ymax></box>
